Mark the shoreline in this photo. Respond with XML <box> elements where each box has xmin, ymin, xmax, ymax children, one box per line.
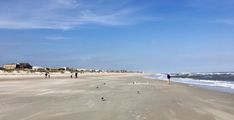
<box><xmin>1</xmin><ymin>72</ymin><xmax>234</xmax><ymax>95</ymax></box>
<box><xmin>144</xmin><ymin>73</ymin><xmax>234</xmax><ymax>95</ymax></box>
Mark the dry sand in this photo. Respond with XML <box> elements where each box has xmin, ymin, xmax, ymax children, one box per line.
<box><xmin>0</xmin><ymin>73</ymin><xmax>233</xmax><ymax>120</ymax></box>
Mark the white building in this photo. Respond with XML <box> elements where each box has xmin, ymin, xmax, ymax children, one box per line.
<box><xmin>32</xmin><ymin>66</ymin><xmax>44</xmax><ymax>71</ymax></box>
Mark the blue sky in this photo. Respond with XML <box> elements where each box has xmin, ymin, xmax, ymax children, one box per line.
<box><xmin>0</xmin><ymin>0</ymin><xmax>234</xmax><ymax>72</ymax></box>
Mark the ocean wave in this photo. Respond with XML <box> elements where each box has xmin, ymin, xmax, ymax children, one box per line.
<box><xmin>171</xmin><ymin>72</ymin><xmax>234</xmax><ymax>81</ymax></box>
<box><xmin>145</xmin><ymin>72</ymin><xmax>234</xmax><ymax>94</ymax></box>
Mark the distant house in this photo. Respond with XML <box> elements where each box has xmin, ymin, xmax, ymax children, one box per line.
<box><xmin>3</xmin><ymin>63</ymin><xmax>18</xmax><ymax>70</ymax></box>
<box><xmin>76</xmin><ymin>69</ymin><xmax>87</xmax><ymax>73</ymax></box>
<box><xmin>58</xmin><ymin>67</ymin><xmax>66</xmax><ymax>71</ymax></box>
<box><xmin>3</xmin><ymin>63</ymin><xmax>32</xmax><ymax>70</ymax></box>
<box><xmin>58</xmin><ymin>67</ymin><xmax>71</xmax><ymax>71</ymax></box>
<box><xmin>0</xmin><ymin>66</ymin><xmax>4</xmax><ymax>70</ymax></box>
<box><xmin>32</xmin><ymin>66</ymin><xmax>44</xmax><ymax>71</ymax></box>
<box><xmin>17</xmin><ymin>63</ymin><xmax>32</xmax><ymax>69</ymax></box>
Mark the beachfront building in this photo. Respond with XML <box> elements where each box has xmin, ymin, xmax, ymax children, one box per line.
<box><xmin>3</xmin><ymin>63</ymin><xmax>32</xmax><ymax>70</ymax></box>
<box><xmin>46</xmin><ymin>67</ymin><xmax>71</xmax><ymax>72</ymax></box>
<box><xmin>3</xmin><ymin>63</ymin><xmax>18</xmax><ymax>70</ymax></box>
<box><xmin>75</xmin><ymin>69</ymin><xmax>103</xmax><ymax>73</ymax></box>
<box><xmin>76</xmin><ymin>69</ymin><xmax>87</xmax><ymax>73</ymax></box>
<box><xmin>32</xmin><ymin>66</ymin><xmax>45</xmax><ymax>71</ymax></box>
<box><xmin>17</xmin><ymin>63</ymin><xmax>32</xmax><ymax>69</ymax></box>
<box><xmin>58</xmin><ymin>67</ymin><xmax>70</xmax><ymax>71</ymax></box>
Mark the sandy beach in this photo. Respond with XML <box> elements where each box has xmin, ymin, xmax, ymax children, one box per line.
<box><xmin>0</xmin><ymin>73</ymin><xmax>233</xmax><ymax>120</ymax></box>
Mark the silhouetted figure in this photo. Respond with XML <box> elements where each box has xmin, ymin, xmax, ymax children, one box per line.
<box><xmin>48</xmin><ymin>73</ymin><xmax>50</xmax><ymax>78</ymax></box>
<box><xmin>45</xmin><ymin>72</ymin><xmax>48</xmax><ymax>78</ymax></box>
<box><xmin>75</xmin><ymin>72</ymin><xmax>78</xmax><ymax>78</ymax></box>
<box><xmin>167</xmin><ymin>74</ymin><xmax>171</xmax><ymax>84</ymax></box>
<box><xmin>70</xmin><ymin>74</ymin><xmax>73</xmax><ymax>78</ymax></box>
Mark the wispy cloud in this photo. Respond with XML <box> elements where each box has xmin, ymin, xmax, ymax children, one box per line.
<box><xmin>46</xmin><ymin>36</ymin><xmax>66</xmax><ymax>41</ymax></box>
<box><xmin>0</xmin><ymin>0</ymin><xmax>157</xmax><ymax>30</ymax></box>
<box><xmin>212</xmin><ymin>19</ymin><xmax>234</xmax><ymax>25</ymax></box>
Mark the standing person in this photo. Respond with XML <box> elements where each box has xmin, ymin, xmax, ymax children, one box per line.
<box><xmin>48</xmin><ymin>72</ymin><xmax>50</xmax><ymax>78</ymax></box>
<box><xmin>45</xmin><ymin>72</ymin><xmax>48</xmax><ymax>78</ymax></box>
<box><xmin>70</xmin><ymin>73</ymin><xmax>73</xmax><ymax>78</ymax></box>
<box><xmin>75</xmin><ymin>72</ymin><xmax>78</xmax><ymax>78</ymax></box>
<box><xmin>167</xmin><ymin>74</ymin><xmax>171</xmax><ymax>84</ymax></box>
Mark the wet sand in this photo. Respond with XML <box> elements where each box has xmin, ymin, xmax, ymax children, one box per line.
<box><xmin>0</xmin><ymin>73</ymin><xmax>233</xmax><ymax>120</ymax></box>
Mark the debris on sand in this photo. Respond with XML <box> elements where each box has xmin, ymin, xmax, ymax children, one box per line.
<box><xmin>101</xmin><ymin>97</ymin><xmax>106</xmax><ymax>101</ymax></box>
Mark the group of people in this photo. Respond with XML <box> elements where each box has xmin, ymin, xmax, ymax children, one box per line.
<box><xmin>45</xmin><ymin>72</ymin><xmax>79</xmax><ymax>79</ymax></box>
<box><xmin>70</xmin><ymin>72</ymin><xmax>78</xmax><ymax>78</ymax></box>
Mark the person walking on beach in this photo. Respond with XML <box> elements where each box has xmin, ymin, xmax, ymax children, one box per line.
<box><xmin>75</xmin><ymin>72</ymin><xmax>78</xmax><ymax>78</ymax></box>
<box><xmin>167</xmin><ymin>74</ymin><xmax>171</xmax><ymax>84</ymax></box>
<box><xmin>48</xmin><ymin>72</ymin><xmax>50</xmax><ymax>78</ymax></box>
<box><xmin>70</xmin><ymin>72</ymin><xmax>73</xmax><ymax>78</ymax></box>
<box><xmin>45</xmin><ymin>72</ymin><xmax>48</xmax><ymax>78</ymax></box>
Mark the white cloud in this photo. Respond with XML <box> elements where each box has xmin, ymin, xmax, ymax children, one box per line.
<box><xmin>0</xmin><ymin>0</ymin><xmax>157</xmax><ymax>30</ymax></box>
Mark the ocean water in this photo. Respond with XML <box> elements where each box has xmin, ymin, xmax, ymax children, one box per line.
<box><xmin>145</xmin><ymin>72</ymin><xmax>234</xmax><ymax>94</ymax></box>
